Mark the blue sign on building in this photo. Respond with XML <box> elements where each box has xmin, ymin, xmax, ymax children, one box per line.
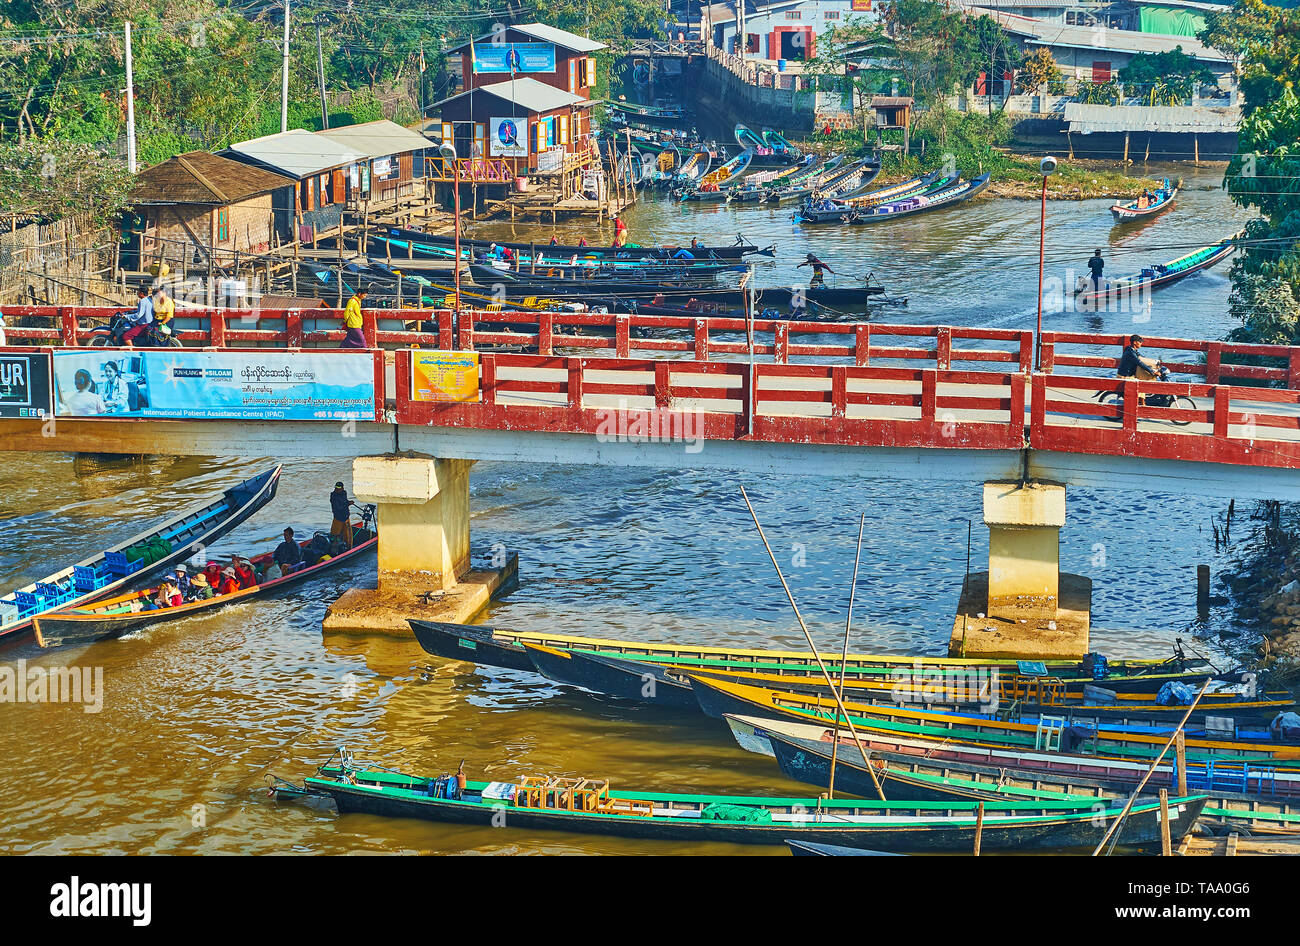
<box><xmin>472</xmin><ymin>42</ymin><xmax>557</xmax><ymax>74</ymax></box>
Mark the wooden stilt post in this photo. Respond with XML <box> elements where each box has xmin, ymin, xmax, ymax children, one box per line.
<box><xmin>973</xmin><ymin>802</ymin><xmax>985</xmax><ymax>856</ymax></box>
<box><xmin>1194</xmin><ymin>136</ymin><xmax>1200</xmax><ymax>165</ymax></box>
<box><xmin>1123</xmin><ymin>130</ymin><xmax>1130</xmax><ymax>165</ymax></box>
<box><xmin>1159</xmin><ymin>789</ymin><xmax>1172</xmax><ymax>856</ymax></box>
<box><xmin>1175</xmin><ymin>730</ymin><xmax>1187</xmax><ymax>796</ymax></box>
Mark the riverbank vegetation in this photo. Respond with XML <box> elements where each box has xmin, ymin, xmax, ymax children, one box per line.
<box><xmin>1220</xmin><ymin>0</ymin><xmax>1300</xmax><ymax>347</ymax></box>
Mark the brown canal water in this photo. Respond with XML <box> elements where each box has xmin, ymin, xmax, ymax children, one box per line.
<box><xmin>0</xmin><ymin>171</ymin><xmax>1258</xmax><ymax>854</ymax></box>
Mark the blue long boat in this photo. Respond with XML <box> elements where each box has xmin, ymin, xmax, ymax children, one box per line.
<box><xmin>0</xmin><ymin>466</ymin><xmax>282</xmax><ymax>645</ymax></box>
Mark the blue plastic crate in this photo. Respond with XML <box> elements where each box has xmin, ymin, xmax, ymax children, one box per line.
<box><xmin>104</xmin><ymin>552</ymin><xmax>140</xmax><ymax>577</ymax></box>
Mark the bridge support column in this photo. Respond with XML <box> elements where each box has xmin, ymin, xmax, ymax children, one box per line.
<box><xmin>323</xmin><ymin>455</ymin><xmax>518</xmax><ymax>637</ymax></box>
<box><xmin>949</xmin><ymin>481</ymin><xmax>1091</xmax><ymax>659</ymax></box>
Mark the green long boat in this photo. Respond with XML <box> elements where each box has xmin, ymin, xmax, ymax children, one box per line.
<box><xmin>286</xmin><ymin>754</ymin><xmax>1206</xmax><ymax>852</ymax></box>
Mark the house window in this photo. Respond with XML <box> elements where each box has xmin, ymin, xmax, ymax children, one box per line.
<box><xmin>569</xmin><ymin>59</ymin><xmax>578</xmax><ymax>93</ymax></box>
<box><xmin>746</xmin><ymin>33</ymin><xmax>760</xmax><ymax>53</ymax></box>
<box><xmin>559</xmin><ymin>114</ymin><xmax>569</xmax><ymax>145</ymax></box>
<box><xmin>825</xmin><ymin>11</ymin><xmax>839</xmax><ymax>19</ymax></box>
<box><xmin>474</xmin><ymin>123</ymin><xmax>486</xmax><ymax>158</ymax></box>
<box><xmin>216</xmin><ymin>208</ymin><xmax>229</xmax><ymax>242</ymax></box>
<box><xmin>785</xmin><ymin>11</ymin><xmax>801</xmax><ymax>18</ymax></box>
<box><xmin>1092</xmin><ymin>60</ymin><xmax>1111</xmax><ymax>82</ymax></box>
<box><xmin>587</xmin><ymin>57</ymin><xmax>597</xmax><ymax>87</ymax></box>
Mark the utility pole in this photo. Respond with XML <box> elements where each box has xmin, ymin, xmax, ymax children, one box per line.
<box><xmin>281</xmin><ymin>0</ymin><xmax>291</xmax><ymax>134</ymax></box>
<box><xmin>315</xmin><ymin>19</ymin><xmax>329</xmax><ymax>130</ymax></box>
<box><xmin>125</xmin><ymin>21</ymin><xmax>137</xmax><ymax>173</ymax></box>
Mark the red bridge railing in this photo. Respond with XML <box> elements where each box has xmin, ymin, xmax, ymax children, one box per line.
<box><xmin>1041</xmin><ymin>331</ymin><xmax>1300</xmax><ymax>389</ymax></box>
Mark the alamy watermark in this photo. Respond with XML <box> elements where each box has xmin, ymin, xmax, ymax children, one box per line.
<box><xmin>0</xmin><ymin>659</ymin><xmax>103</xmax><ymax>713</ymax></box>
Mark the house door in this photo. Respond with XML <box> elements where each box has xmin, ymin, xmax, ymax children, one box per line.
<box><xmin>1092</xmin><ymin>61</ymin><xmax>1111</xmax><ymax>82</ymax></box>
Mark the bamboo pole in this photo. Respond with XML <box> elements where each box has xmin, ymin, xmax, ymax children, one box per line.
<box><xmin>973</xmin><ymin>801</ymin><xmax>985</xmax><ymax>856</ymax></box>
<box><xmin>827</xmin><ymin>512</ymin><xmax>866</xmax><ymax>800</ymax></box>
<box><xmin>738</xmin><ymin>486</ymin><xmax>887</xmax><ymax>801</ymax></box>
<box><xmin>1091</xmin><ymin>677</ymin><xmax>1213</xmax><ymax>856</ymax></box>
<box><xmin>1175</xmin><ymin>730</ymin><xmax>1187</xmax><ymax>796</ymax></box>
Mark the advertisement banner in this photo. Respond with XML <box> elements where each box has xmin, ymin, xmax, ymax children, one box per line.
<box><xmin>50</xmin><ymin>350</ymin><xmax>376</xmax><ymax>420</ymax></box>
<box><xmin>489</xmin><ymin>117</ymin><xmax>529</xmax><ymax>157</ymax></box>
<box><xmin>851</xmin><ymin>0</ymin><xmax>872</xmax><ymax>10</ymax></box>
<box><xmin>411</xmin><ymin>351</ymin><xmax>480</xmax><ymax>403</ymax></box>
<box><xmin>0</xmin><ymin>351</ymin><xmax>52</xmax><ymax>419</ymax></box>
<box><xmin>472</xmin><ymin>42</ymin><xmax>556</xmax><ymax>74</ymax></box>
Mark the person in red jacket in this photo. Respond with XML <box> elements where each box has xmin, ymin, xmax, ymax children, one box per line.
<box><xmin>231</xmin><ymin>556</ymin><xmax>256</xmax><ymax>588</ymax></box>
<box><xmin>204</xmin><ymin>561</ymin><xmax>222</xmax><ymax>588</ymax></box>
<box><xmin>217</xmin><ymin>567</ymin><xmax>241</xmax><ymax>595</ymax></box>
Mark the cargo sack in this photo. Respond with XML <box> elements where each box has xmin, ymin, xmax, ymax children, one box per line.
<box><xmin>700</xmin><ymin>803</ymin><xmax>773</xmax><ymax>823</ymax></box>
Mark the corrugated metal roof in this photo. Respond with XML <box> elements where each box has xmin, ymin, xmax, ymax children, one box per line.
<box><xmin>317</xmin><ymin>120</ymin><xmax>432</xmax><ymax>159</ymax></box>
<box><xmin>434</xmin><ymin>76</ymin><xmax>592</xmax><ymax>113</ymax></box>
<box><xmin>973</xmin><ymin>8</ymin><xmax>1230</xmax><ymax>60</ymax></box>
<box><xmin>446</xmin><ymin>21</ymin><xmax>606</xmax><ymax>54</ymax></box>
<box><xmin>1064</xmin><ymin>102</ymin><xmax>1240</xmax><ymax>133</ymax></box>
<box><xmin>223</xmin><ymin>129</ymin><xmax>364</xmax><ymax>179</ymax></box>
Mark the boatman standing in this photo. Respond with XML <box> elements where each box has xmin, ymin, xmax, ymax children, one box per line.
<box><xmin>1087</xmin><ymin>249</ymin><xmax>1105</xmax><ymax>289</ymax></box>
<box><xmin>798</xmin><ymin>253</ymin><xmax>835</xmax><ymax>287</ymax></box>
<box><xmin>330</xmin><ymin>482</ymin><xmax>354</xmax><ymax>547</ymax></box>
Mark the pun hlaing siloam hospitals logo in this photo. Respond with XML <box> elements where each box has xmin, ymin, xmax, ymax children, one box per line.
<box><xmin>168</xmin><ymin>366</ymin><xmax>233</xmax><ymax>381</ymax></box>
<box><xmin>497</xmin><ymin>120</ymin><xmax>519</xmax><ymax>147</ymax></box>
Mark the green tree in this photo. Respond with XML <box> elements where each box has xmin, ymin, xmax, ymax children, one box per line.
<box><xmin>1198</xmin><ymin>0</ymin><xmax>1281</xmax><ymax>75</ymax></box>
<box><xmin>1224</xmin><ymin>5</ymin><xmax>1300</xmax><ymax>346</ymax></box>
<box><xmin>1116</xmin><ymin>47</ymin><xmax>1215</xmax><ymax>104</ymax></box>
<box><xmin>0</xmin><ymin>139</ymin><xmax>133</xmax><ymax>226</ymax></box>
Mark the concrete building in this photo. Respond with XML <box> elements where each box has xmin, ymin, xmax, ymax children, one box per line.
<box><xmin>971</xmin><ymin>7</ymin><xmax>1232</xmax><ymax>86</ymax></box>
<box><xmin>704</xmin><ymin>0</ymin><xmax>882</xmax><ymax>63</ymax></box>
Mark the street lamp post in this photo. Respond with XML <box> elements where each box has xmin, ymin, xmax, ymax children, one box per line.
<box><xmin>439</xmin><ymin>142</ymin><xmax>462</xmax><ymax>327</ymax></box>
<box><xmin>1035</xmin><ymin>155</ymin><xmax>1058</xmax><ymax>371</ymax></box>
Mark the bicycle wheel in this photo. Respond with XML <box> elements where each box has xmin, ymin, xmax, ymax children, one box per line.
<box><xmin>1170</xmin><ymin>394</ymin><xmax>1196</xmax><ymax>427</ymax></box>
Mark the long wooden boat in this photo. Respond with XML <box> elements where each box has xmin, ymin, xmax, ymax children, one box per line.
<box><xmin>795</xmin><ymin>171</ymin><xmax>945</xmax><ymax>223</ymax></box>
<box><xmin>680</xmin><ymin>149</ymin><xmax>754</xmax><ymax>201</ymax></box>
<box><xmin>0</xmin><ymin>466</ymin><xmax>282</xmax><ymax>646</ymax></box>
<box><xmin>729</xmin><ymin>714</ymin><xmax>1300</xmax><ymax>835</ymax></box>
<box><xmin>674</xmin><ymin>148</ymin><xmax>711</xmax><ymax>185</ymax></box>
<box><xmin>1111</xmin><ymin>178</ymin><xmax>1178</xmax><ymax>222</ymax></box>
<box><xmin>458</xmin><ymin>272</ymin><xmax>887</xmax><ymax>308</ymax></box>
<box><xmin>380</xmin><ymin>226</ymin><xmax>773</xmax><ymax>261</ymax></box>
<box><xmin>293</xmin><ymin>756</ymin><xmax>1206</xmax><ymax>851</ymax></box>
<box><xmin>1074</xmin><ymin>236</ymin><xmax>1235</xmax><ymax>309</ymax></box>
<box><xmin>610</xmin><ymin>100</ymin><xmax>685</xmax><ymax>120</ymax></box>
<box><xmin>786</xmin><ymin>839</ymin><xmax>906</xmax><ymax>856</ymax></box>
<box><xmin>31</xmin><ymin>518</ymin><xmax>377</xmax><ymax>649</ymax></box>
<box><xmin>762</xmin><ymin>128</ymin><xmax>799</xmax><ymax>156</ymax></box>
<box><xmin>735</xmin><ymin>123</ymin><xmax>768</xmax><ymax>152</ymax></box>
<box><xmin>764</xmin><ymin>154</ymin><xmax>846</xmax><ymax>204</ymax></box>
<box><xmin>693</xmin><ymin>677</ymin><xmax>1300</xmax><ymax>764</ymax></box>
<box><xmin>846</xmin><ymin>173</ymin><xmax>991</xmax><ymax>224</ymax></box>
<box><xmin>409</xmin><ymin>618</ymin><xmax>1205</xmax><ymax>679</ymax></box>
<box><xmin>516</xmin><ymin>643</ymin><xmax>1283</xmax><ymax>719</ymax></box>
<box><xmin>727</xmin><ymin>154</ymin><xmax>817</xmax><ymax>202</ymax></box>
<box><xmin>811</xmin><ymin>157</ymin><xmax>882</xmax><ymax>200</ymax></box>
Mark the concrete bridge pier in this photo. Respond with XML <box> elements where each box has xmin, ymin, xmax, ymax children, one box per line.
<box><xmin>322</xmin><ymin>454</ymin><xmax>517</xmax><ymax>637</ymax></box>
<box><xmin>949</xmin><ymin>481</ymin><xmax>1091</xmax><ymax>660</ymax></box>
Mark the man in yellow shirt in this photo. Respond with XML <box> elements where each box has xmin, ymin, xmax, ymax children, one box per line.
<box><xmin>342</xmin><ymin>288</ymin><xmax>367</xmax><ymax>348</ymax></box>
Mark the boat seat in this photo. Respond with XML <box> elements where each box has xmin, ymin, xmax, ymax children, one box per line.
<box><xmin>1035</xmin><ymin>715</ymin><xmax>1067</xmax><ymax>751</ymax></box>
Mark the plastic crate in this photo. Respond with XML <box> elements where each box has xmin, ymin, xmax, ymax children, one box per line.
<box><xmin>73</xmin><ymin>565</ymin><xmax>107</xmax><ymax>593</ymax></box>
<box><xmin>0</xmin><ymin>600</ymin><xmax>18</xmax><ymax>626</ymax></box>
<box><xmin>104</xmin><ymin>552</ymin><xmax>142</xmax><ymax>577</ymax></box>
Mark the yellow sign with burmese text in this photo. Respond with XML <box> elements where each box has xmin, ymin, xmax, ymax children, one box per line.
<box><xmin>412</xmin><ymin>351</ymin><xmax>480</xmax><ymax>402</ymax></box>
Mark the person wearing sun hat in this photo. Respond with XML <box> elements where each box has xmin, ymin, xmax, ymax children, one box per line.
<box><xmin>189</xmin><ymin>572</ymin><xmax>213</xmax><ymax>600</ymax></box>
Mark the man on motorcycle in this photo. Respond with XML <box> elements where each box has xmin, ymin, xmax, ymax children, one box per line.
<box><xmin>121</xmin><ymin>286</ymin><xmax>154</xmax><ymax>346</ymax></box>
<box><xmin>1117</xmin><ymin>335</ymin><xmax>1160</xmax><ymax>379</ymax></box>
